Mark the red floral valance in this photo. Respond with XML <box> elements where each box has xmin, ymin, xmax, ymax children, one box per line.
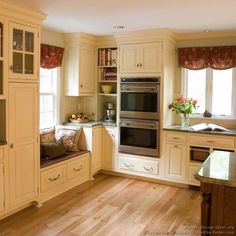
<box><xmin>40</xmin><ymin>44</ymin><xmax>64</xmax><ymax>69</ymax></box>
<box><xmin>178</xmin><ymin>46</ymin><xmax>236</xmax><ymax>70</ymax></box>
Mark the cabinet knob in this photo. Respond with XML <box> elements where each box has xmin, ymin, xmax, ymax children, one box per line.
<box><xmin>139</xmin><ymin>63</ymin><xmax>143</xmax><ymax>67</ymax></box>
<box><xmin>137</xmin><ymin>64</ymin><xmax>140</xmax><ymax>67</ymax></box>
<box><xmin>10</xmin><ymin>65</ymin><xmax>13</xmax><ymax>71</ymax></box>
<box><xmin>80</xmin><ymin>84</ymin><xmax>83</xmax><ymax>88</ymax></box>
<box><xmin>10</xmin><ymin>143</ymin><xmax>14</xmax><ymax>149</ymax></box>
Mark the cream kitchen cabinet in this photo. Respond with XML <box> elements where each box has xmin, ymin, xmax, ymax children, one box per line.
<box><xmin>165</xmin><ymin>143</ymin><xmax>187</xmax><ymax>181</ymax></box>
<box><xmin>79</xmin><ymin>125</ymin><xmax>102</xmax><ymax>174</ymax></box>
<box><xmin>0</xmin><ymin>147</ymin><xmax>5</xmax><ymax>214</ymax></box>
<box><xmin>9</xmin><ymin>22</ymin><xmax>39</xmax><ymax>81</ymax></box>
<box><xmin>64</xmin><ymin>34</ymin><xmax>96</xmax><ymax>96</ymax></box>
<box><xmin>101</xmin><ymin>126</ymin><xmax>117</xmax><ymax>171</ymax></box>
<box><xmin>119</xmin><ymin>42</ymin><xmax>162</xmax><ymax>74</ymax></box>
<box><xmin>8</xmin><ymin>83</ymin><xmax>39</xmax><ymax>208</ymax></box>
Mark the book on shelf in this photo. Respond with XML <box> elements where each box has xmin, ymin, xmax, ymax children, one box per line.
<box><xmin>191</xmin><ymin>123</ymin><xmax>229</xmax><ymax>132</ymax></box>
<box><xmin>98</xmin><ymin>48</ymin><xmax>117</xmax><ymax>66</ymax></box>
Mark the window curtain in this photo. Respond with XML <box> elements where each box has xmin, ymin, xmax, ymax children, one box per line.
<box><xmin>40</xmin><ymin>44</ymin><xmax>64</xmax><ymax>69</ymax></box>
<box><xmin>178</xmin><ymin>46</ymin><xmax>236</xmax><ymax>70</ymax></box>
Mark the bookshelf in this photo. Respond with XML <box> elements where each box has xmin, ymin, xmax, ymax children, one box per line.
<box><xmin>97</xmin><ymin>47</ymin><xmax>118</xmax><ymax>122</ymax></box>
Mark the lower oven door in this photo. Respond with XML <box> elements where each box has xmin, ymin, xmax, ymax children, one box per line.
<box><xmin>119</xmin><ymin>119</ymin><xmax>159</xmax><ymax>157</ymax></box>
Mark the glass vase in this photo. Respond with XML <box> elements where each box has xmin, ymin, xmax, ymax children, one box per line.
<box><xmin>180</xmin><ymin>114</ymin><xmax>190</xmax><ymax>127</ymax></box>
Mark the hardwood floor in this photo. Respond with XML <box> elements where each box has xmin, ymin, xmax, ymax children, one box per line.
<box><xmin>0</xmin><ymin>174</ymin><xmax>201</xmax><ymax>236</ymax></box>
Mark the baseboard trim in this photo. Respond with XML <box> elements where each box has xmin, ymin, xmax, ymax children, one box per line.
<box><xmin>99</xmin><ymin>169</ymin><xmax>189</xmax><ymax>189</ymax></box>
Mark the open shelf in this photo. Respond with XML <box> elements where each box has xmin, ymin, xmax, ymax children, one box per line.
<box><xmin>98</xmin><ymin>93</ymin><xmax>117</xmax><ymax>97</ymax></box>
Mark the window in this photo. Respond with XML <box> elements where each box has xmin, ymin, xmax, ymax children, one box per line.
<box><xmin>40</xmin><ymin>68</ymin><xmax>59</xmax><ymax>129</ymax></box>
<box><xmin>182</xmin><ymin>68</ymin><xmax>235</xmax><ymax>118</ymax></box>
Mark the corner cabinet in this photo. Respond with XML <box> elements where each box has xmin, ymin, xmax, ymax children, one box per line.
<box><xmin>9</xmin><ymin>22</ymin><xmax>39</xmax><ymax>80</ymax></box>
<box><xmin>119</xmin><ymin>42</ymin><xmax>162</xmax><ymax>74</ymax></box>
<box><xmin>8</xmin><ymin>83</ymin><xmax>39</xmax><ymax>208</ymax></box>
<box><xmin>64</xmin><ymin>34</ymin><xmax>96</xmax><ymax>96</ymax></box>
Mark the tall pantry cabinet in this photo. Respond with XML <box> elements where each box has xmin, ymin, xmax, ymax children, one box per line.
<box><xmin>0</xmin><ymin>1</ymin><xmax>45</xmax><ymax>218</ymax></box>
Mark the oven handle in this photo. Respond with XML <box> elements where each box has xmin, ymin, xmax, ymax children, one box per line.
<box><xmin>120</xmin><ymin>122</ymin><xmax>158</xmax><ymax>130</ymax></box>
<box><xmin>120</xmin><ymin>86</ymin><xmax>159</xmax><ymax>93</ymax></box>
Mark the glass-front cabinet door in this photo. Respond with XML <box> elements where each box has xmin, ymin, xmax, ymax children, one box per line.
<box><xmin>0</xmin><ymin>17</ymin><xmax>6</xmax><ymax>98</ymax></box>
<box><xmin>9</xmin><ymin>22</ymin><xmax>38</xmax><ymax>80</ymax></box>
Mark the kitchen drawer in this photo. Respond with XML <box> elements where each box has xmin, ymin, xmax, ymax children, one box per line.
<box><xmin>188</xmin><ymin>164</ymin><xmax>201</xmax><ymax>186</ymax></box>
<box><xmin>119</xmin><ymin>156</ymin><xmax>159</xmax><ymax>175</ymax></box>
<box><xmin>189</xmin><ymin>135</ymin><xmax>234</xmax><ymax>149</ymax></box>
<box><xmin>67</xmin><ymin>154</ymin><xmax>89</xmax><ymax>180</ymax></box>
<box><xmin>0</xmin><ymin>148</ymin><xmax>3</xmax><ymax>163</ymax></box>
<box><xmin>166</xmin><ymin>132</ymin><xmax>188</xmax><ymax>144</ymax></box>
<box><xmin>41</xmin><ymin>165</ymin><xmax>66</xmax><ymax>192</ymax></box>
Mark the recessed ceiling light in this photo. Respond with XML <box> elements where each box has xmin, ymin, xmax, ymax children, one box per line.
<box><xmin>113</xmin><ymin>25</ymin><xmax>125</xmax><ymax>30</ymax></box>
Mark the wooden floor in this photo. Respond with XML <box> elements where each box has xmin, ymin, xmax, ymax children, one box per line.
<box><xmin>0</xmin><ymin>174</ymin><xmax>201</xmax><ymax>236</ymax></box>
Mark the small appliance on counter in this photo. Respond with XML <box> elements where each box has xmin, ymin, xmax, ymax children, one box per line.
<box><xmin>104</xmin><ymin>102</ymin><xmax>116</xmax><ymax>124</ymax></box>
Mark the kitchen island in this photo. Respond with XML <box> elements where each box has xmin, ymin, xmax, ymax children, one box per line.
<box><xmin>195</xmin><ymin>151</ymin><xmax>236</xmax><ymax>235</ymax></box>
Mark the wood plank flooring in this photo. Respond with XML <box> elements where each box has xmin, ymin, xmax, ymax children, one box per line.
<box><xmin>0</xmin><ymin>174</ymin><xmax>201</xmax><ymax>236</ymax></box>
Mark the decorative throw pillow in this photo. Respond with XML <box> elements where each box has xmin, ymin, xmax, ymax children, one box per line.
<box><xmin>56</xmin><ymin>127</ymin><xmax>82</xmax><ymax>151</ymax></box>
<box><xmin>40</xmin><ymin>127</ymin><xmax>56</xmax><ymax>143</ymax></box>
<box><xmin>41</xmin><ymin>139</ymin><xmax>66</xmax><ymax>160</ymax></box>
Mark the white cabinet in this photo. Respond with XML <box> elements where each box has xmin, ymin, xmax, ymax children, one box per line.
<box><xmin>101</xmin><ymin>127</ymin><xmax>117</xmax><ymax>171</ymax></box>
<box><xmin>9</xmin><ymin>22</ymin><xmax>39</xmax><ymax>80</ymax></box>
<box><xmin>119</xmin><ymin>42</ymin><xmax>162</xmax><ymax>74</ymax></box>
<box><xmin>8</xmin><ymin>83</ymin><xmax>38</xmax><ymax>207</ymax></box>
<box><xmin>165</xmin><ymin>143</ymin><xmax>187</xmax><ymax>182</ymax></box>
<box><xmin>64</xmin><ymin>34</ymin><xmax>96</xmax><ymax>96</ymax></box>
<box><xmin>79</xmin><ymin>126</ymin><xmax>102</xmax><ymax>174</ymax></box>
<box><xmin>0</xmin><ymin>148</ymin><xmax>4</xmax><ymax>214</ymax></box>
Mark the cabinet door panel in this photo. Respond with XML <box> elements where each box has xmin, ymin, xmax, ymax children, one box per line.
<box><xmin>9</xmin><ymin>22</ymin><xmax>38</xmax><ymax>80</ymax></box>
<box><xmin>8</xmin><ymin>83</ymin><xmax>38</xmax><ymax>207</ymax></box>
<box><xmin>79</xmin><ymin>45</ymin><xmax>95</xmax><ymax>93</ymax></box>
<box><xmin>166</xmin><ymin>144</ymin><xmax>187</xmax><ymax>181</ymax></box>
<box><xmin>92</xmin><ymin>128</ymin><xmax>101</xmax><ymax>173</ymax></box>
<box><xmin>0</xmin><ymin>163</ymin><xmax>4</xmax><ymax>213</ymax></box>
<box><xmin>119</xmin><ymin>44</ymin><xmax>139</xmax><ymax>73</ymax></box>
<box><xmin>141</xmin><ymin>42</ymin><xmax>162</xmax><ymax>73</ymax></box>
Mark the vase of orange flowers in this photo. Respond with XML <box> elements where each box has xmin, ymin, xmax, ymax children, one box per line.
<box><xmin>168</xmin><ymin>96</ymin><xmax>198</xmax><ymax>127</ymax></box>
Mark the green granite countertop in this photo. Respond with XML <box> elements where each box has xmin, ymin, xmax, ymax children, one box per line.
<box><xmin>195</xmin><ymin>151</ymin><xmax>236</xmax><ymax>187</ymax></box>
<box><xmin>63</xmin><ymin>121</ymin><xmax>117</xmax><ymax>128</ymax></box>
<box><xmin>163</xmin><ymin>125</ymin><xmax>236</xmax><ymax>137</ymax></box>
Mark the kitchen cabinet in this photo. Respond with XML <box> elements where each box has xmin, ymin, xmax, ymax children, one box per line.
<box><xmin>119</xmin><ymin>42</ymin><xmax>162</xmax><ymax>74</ymax></box>
<box><xmin>8</xmin><ymin>83</ymin><xmax>38</xmax><ymax>207</ymax></box>
<box><xmin>0</xmin><ymin>147</ymin><xmax>5</xmax><ymax>214</ymax></box>
<box><xmin>79</xmin><ymin>126</ymin><xmax>102</xmax><ymax>174</ymax></box>
<box><xmin>101</xmin><ymin>126</ymin><xmax>117</xmax><ymax>171</ymax></box>
<box><xmin>64</xmin><ymin>34</ymin><xmax>96</xmax><ymax>96</ymax></box>
<box><xmin>9</xmin><ymin>22</ymin><xmax>39</xmax><ymax>80</ymax></box>
<box><xmin>0</xmin><ymin>17</ymin><xmax>6</xmax><ymax>99</ymax></box>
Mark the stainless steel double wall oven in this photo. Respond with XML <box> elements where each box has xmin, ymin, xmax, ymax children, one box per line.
<box><xmin>119</xmin><ymin>77</ymin><xmax>160</xmax><ymax>157</ymax></box>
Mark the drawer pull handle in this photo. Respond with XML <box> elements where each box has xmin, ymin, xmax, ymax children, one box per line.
<box><xmin>143</xmin><ymin>166</ymin><xmax>153</xmax><ymax>172</ymax></box>
<box><xmin>48</xmin><ymin>174</ymin><xmax>60</xmax><ymax>182</ymax></box>
<box><xmin>124</xmin><ymin>163</ymin><xmax>134</xmax><ymax>169</ymax></box>
<box><xmin>172</xmin><ymin>137</ymin><xmax>179</xmax><ymax>140</ymax></box>
<box><xmin>174</xmin><ymin>145</ymin><xmax>178</xmax><ymax>148</ymax></box>
<box><xmin>73</xmin><ymin>165</ymin><xmax>83</xmax><ymax>172</ymax></box>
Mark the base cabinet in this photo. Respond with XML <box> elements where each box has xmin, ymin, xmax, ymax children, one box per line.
<box><xmin>101</xmin><ymin>127</ymin><xmax>117</xmax><ymax>171</ymax></box>
<box><xmin>79</xmin><ymin>126</ymin><xmax>102</xmax><ymax>174</ymax></box>
<box><xmin>165</xmin><ymin>143</ymin><xmax>187</xmax><ymax>182</ymax></box>
<box><xmin>8</xmin><ymin>83</ymin><xmax>38</xmax><ymax>208</ymax></box>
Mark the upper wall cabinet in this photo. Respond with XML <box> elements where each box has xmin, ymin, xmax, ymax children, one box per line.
<box><xmin>0</xmin><ymin>17</ymin><xmax>6</xmax><ymax>98</ymax></box>
<box><xmin>119</xmin><ymin>42</ymin><xmax>162</xmax><ymax>74</ymax></box>
<box><xmin>64</xmin><ymin>34</ymin><xmax>96</xmax><ymax>96</ymax></box>
<box><xmin>9</xmin><ymin>22</ymin><xmax>39</xmax><ymax>81</ymax></box>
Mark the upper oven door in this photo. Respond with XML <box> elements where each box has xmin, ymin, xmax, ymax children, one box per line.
<box><xmin>120</xmin><ymin>83</ymin><xmax>160</xmax><ymax>120</ymax></box>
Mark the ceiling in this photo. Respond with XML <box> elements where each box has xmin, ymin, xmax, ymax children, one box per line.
<box><xmin>4</xmin><ymin>0</ymin><xmax>236</xmax><ymax>35</ymax></box>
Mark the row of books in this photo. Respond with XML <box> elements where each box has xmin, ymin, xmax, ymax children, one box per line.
<box><xmin>98</xmin><ymin>48</ymin><xmax>117</xmax><ymax>66</ymax></box>
<box><xmin>100</xmin><ymin>69</ymin><xmax>117</xmax><ymax>81</ymax></box>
